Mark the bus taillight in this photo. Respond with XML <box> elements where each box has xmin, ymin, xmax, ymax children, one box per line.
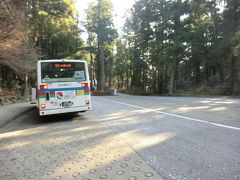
<box><xmin>81</xmin><ymin>82</ymin><xmax>88</xmax><ymax>87</ymax></box>
<box><xmin>40</xmin><ymin>104</ymin><xmax>46</xmax><ymax>109</ymax></box>
<box><xmin>86</xmin><ymin>100</ymin><xmax>90</xmax><ymax>105</ymax></box>
<box><xmin>40</xmin><ymin>85</ymin><xmax>48</xmax><ymax>90</ymax></box>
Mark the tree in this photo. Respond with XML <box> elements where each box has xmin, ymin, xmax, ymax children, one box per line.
<box><xmin>114</xmin><ymin>0</ymin><xmax>239</xmax><ymax>95</ymax></box>
<box><xmin>29</xmin><ymin>0</ymin><xmax>84</xmax><ymax>59</ymax></box>
<box><xmin>222</xmin><ymin>0</ymin><xmax>240</xmax><ymax>94</ymax></box>
<box><xmin>0</xmin><ymin>0</ymin><xmax>37</xmax><ymax>97</ymax></box>
<box><xmin>0</xmin><ymin>0</ymin><xmax>85</xmax><ymax>98</ymax></box>
<box><xmin>85</xmin><ymin>0</ymin><xmax>117</xmax><ymax>90</ymax></box>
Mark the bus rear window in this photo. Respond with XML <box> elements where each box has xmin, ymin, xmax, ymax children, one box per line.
<box><xmin>41</xmin><ymin>62</ymin><xmax>86</xmax><ymax>83</ymax></box>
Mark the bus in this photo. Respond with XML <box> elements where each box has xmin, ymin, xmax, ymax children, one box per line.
<box><xmin>36</xmin><ymin>59</ymin><xmax>91</xmax><ymax>116</ymax></box>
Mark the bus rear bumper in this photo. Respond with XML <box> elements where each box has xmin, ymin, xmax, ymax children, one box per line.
<box><xmin>39</xmin><ymin>106</ymin><xmax>91</xmax><ymax>116</ymax></box>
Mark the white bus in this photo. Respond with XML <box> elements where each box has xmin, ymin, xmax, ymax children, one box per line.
<box><xmin>36</xmin><ymin>59</ymin><xmax>91</xmax><ymax>116</ymax></box>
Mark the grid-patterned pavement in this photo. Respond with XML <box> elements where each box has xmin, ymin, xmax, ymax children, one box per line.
<box><xmin>0</xmin><ymin>112</ymin><xmax>163</xmax><ymax>180</ymax></box>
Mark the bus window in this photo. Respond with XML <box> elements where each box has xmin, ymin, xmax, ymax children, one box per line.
<box><xmin>41</xmin><ymin>62</ymin><xmax>86</xmax><ymax>83</ymax></box>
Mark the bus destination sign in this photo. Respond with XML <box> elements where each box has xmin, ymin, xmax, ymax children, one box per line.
<box><xmin>53</xmin><ymin>63</ymin><xmax>74</xmax><ymax>68</ymax></box>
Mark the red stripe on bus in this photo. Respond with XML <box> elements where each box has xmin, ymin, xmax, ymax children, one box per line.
<box><xmin>39</xmin><ymin>92</ymin><xmax>45</xmax><ymax>96</ymax></box>
<box><xmin>84</xmin><ymin>90</ymin><xmax>90</xmax><ymax>93</ymax></box>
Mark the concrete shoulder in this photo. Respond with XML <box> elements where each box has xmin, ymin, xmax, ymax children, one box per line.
<box><xmin>0</xmin><ymin>102</ymin><xmax>35</xmax><ymax>128</ymax></box>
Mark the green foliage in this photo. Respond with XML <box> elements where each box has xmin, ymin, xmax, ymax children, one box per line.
<box><xmin>29</xmin><ymin>0</ymin><xmax>84</xmax><ymax>59</ymax></box>
<box><xmin>114</xmin><ymin>0</ymin><xmax>240</xmax><ymax>95</ymax></box>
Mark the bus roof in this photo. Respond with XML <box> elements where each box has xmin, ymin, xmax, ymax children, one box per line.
<box><xmin>38</xmin><ymin>59</ymin><xmax>87</xmax><ymax>63</ymax></box>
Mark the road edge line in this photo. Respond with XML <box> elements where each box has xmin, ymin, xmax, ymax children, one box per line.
<box><xmin>102</xmin><ymin>98</ymin><xmax>240</xmax><ymax>131</ymax></box>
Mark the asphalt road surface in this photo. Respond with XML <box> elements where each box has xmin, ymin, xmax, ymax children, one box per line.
<box><xmin>93</xmin><ymin>94</ymin><xmax>240</xmax><ymax>180</ymax></box>
<box><xmin>1</xmin><ymin>94</ymin><xmax>240</xmax><ymax>180</ymax></box>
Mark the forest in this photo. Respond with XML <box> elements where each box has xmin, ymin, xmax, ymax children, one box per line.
<box><xmin>0</xmin><ymin>0</ymin><xmax>240</xmax><ymax>99</ymax></box>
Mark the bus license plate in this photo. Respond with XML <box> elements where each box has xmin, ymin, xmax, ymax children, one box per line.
<box><xmin>61</xmin><ymin>101</ymin><xmax>73</xmax><ymax>108</ymax></box>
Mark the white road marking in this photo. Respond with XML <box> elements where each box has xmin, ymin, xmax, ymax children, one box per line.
<box><xmin>106</xmin><ymin>99</ymin><xmax>240</xmax><ymax>131</ymax></box>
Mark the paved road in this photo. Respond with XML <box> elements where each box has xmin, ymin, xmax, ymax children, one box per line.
<box><xmin>93</xmin><ymin>94</ymin><xmax>240</xmax><ymax>180</ymax></box>
<box><xmin>0</xmin><ymin>94</ymin><xmax>240</xmax><ymax>180</ymax></box>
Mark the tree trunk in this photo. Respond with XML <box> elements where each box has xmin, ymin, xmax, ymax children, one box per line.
<box><xmin>169</xmin><ymin>67</ymin><xmax>175</xmax><ymax>94</ymax></box>
<box><xmin>157</xmin><ymin>70</ymin><xmax>164</xmax><ymax>94</ymax></box>
<box><xmin>109</xmin><ymin>69</ymin><xmax>112</xmax><ymax>88</ymax></box>
<box><xmin>117</xmin><ymin>76</ymin><xmax>120</xmax><ymax>89</ymax></box>
<box><xmin>194</xmin><ymin>61</ymin><xmax>201</xmax><ymax>88</ymax></box>
<box><xmin>169</xmin><ymin>59</ymin><xmax>179</xmax><ymax>94</ymax></box>
<box><xmin>160</xmin><ymin>66</ymin><xmax>167</xmax><ymax>94</ymax></box>
<box><xmin>0</xmin><ymin>64</ymin><xmax>3</xmax><ymax>92</ymax></box>
<box><xmin>219</xmin><ymin>63</ymin><xmax>224</xmax><ymax>84</ymax></box>
<box><xmin>23</xmin><ymin>66</ymin><xmax>29</xmax><ymax>98</ymax></box>
<box><xmin>99</xmin><ymin>41</ymin><xmax>105</xmax><ymax>90</ymax></box>
<box><xmin>126</xmin><ymin>68</ymin><xmax>129</xmax><ymax>90</ymax></box>
<box><xmin>175</xmin><ymin>59</ymin><xmax>179</xmax><ymax>91</ymax></box>
<box><xmin>90</xmin><ymin>45</ymin><xmax>93</xmax><ymax>85</ymax></box>
<box><xmin>230</xmin><ymin>54</ymin><xmax>236</xmax><ymax>94</ymax></box>
<box><xmin>152</xmin><ymin>69</ymin><xmax>157</xmax><ymax>94</ymax></box>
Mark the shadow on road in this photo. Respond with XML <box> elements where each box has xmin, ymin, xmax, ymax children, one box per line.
<box><xmin>38</xmin><ymin>111</ymin><xmax>85</xmax><ymax>124</ymax></box>
<box><xmin>0</xmin><ymin>108</ymin><xmax>88</xmax><ymax>134</ymax></box>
